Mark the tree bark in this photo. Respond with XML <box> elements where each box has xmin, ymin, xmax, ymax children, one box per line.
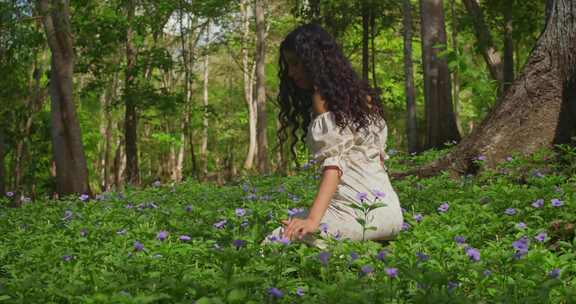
<box><xmin>242</xmin><ymin>0</ymin><xmax>258</xmax><ymax>171</ymax></box>
<box><xmin>393</xmin><ymin>0</ymin><xmax>576</xmax><ymax>179</ymax></box>
<box><xmin>200</xmin><ymin>22</ymin><xmax>210</xmax><ymax>181</ymax></box>
<box><xmin>403</xmin><ymin>0</ymin><xmax>418</xmax><ymax>153</ymax></box>
<box><xmin>462</xmin><ymin>0</ymin><xmax>504</xmax><ymax>91</ymax></box>
<box><xmin>361</xmin><ymin>2</ymin><xmax>370</xmax><ymax>82</ymax></box>
<box><xmin>124</xmin><ymin>0</ymin><xmax>139</xmax><ymax>186</ymax></box>
<box><xmin>419</xmin><ymin>0</ymin><xmax>461</xmax><ymax>149</ymax></box>
<box><xmin>255</xmin><ymin>0</ymin><xmax>269</xmax><ymax>174</ymax></box>
<box><xmin>503</xmin><ymin>0</ymin><xmax>514</xmax><ymax>92</ymax></box>
<box><xmin>39</xmin><ymin>0</ymin><xmax>91</xmax><ymax>197</ymax></box>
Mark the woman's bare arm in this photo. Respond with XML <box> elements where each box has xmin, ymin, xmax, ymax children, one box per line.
<box><xmin>307</xmin><ymin>167</ymin><xmax>340</xmax><ymax>225</ymax></box>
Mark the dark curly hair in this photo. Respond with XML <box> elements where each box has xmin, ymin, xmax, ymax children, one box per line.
<box><xmin>275</xmin><ymin>23</ymin><xmax>386</xmax><ymax>168</ymax></box>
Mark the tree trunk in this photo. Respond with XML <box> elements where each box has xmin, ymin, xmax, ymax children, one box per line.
<box><xmin>124</xmin><ymin>0</ymin><xmax>139</xmax><ymax>186</ymax></box>
<box><xmin>462</xmin><ymin>0</ymin><xmax>504</xmax><ymax>91</ymax></box>
<box><xmin>200</xmin><ymin>22</ymin><xmax>210</xmax><ymax>181</ymax></box>
<box><xmin>403</xmin><ymin>0</ymin><xmax>419</xmax><ymax>153</ymax></box>
<box><xmin>39</xmin><ymin>0</ymin><xmax>91</xmax><ymax>197</ymax></box>
<box><xmin>255</xmin><ymin>0</ymin><xmax>269</xmax><ymax>174</ymax></box>
<box><xmin>361</xmin><ymin>2</ymin><xmax>370</xmax><ymax>82</ymax></box>
<box><xmin>503</xmin><ymin>0</ymin><xmax>514</xmax><ymax>92</ymax></box>
<box><xmin>0</xmin><ymin>129</ymin><xmax>5</xmax><ymax>195</ymax></box>
<box><xmin>393</xmin><ymin>0</ymin><xmax>576</xmax><ymax>179</ymax></box>
<box><xmin>450</xmin><ymin>0</ymin><xmax>462</xmax><ymax>135</ymax></box>
<box><xmin>419</xmin><ymin>0</ymin><xmax>461</xmax><ymax>149</ymax></box>
<box><xmin>242</xmin><ymin>0</ymin><xmax>258</xmax><ymax>170</ymax></box>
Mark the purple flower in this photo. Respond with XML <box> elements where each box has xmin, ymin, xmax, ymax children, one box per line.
<box><xmin>504</xmin><ymin>208</ymin><xmax>517</xmax><ymax>216</ymax></box>
<box><xmin>532</xmin><ymin>170</ymin><xmax>545</xmax><ymax>178</ymax></box>
<box><xmin>372</xmin><ymin>189</ymin><xmax>386</xmax><ymax>199</ymax></box>
<box><xmin>483</xmin><ymin>269</ymin><xmax>492</xmax><ymax>277</ymax></box>
<box><xmin>278</xmin><ymin>236</ymin><xmax>290</xmax><ymax>245</ymax></box>
<box><xmin>385</xmin><ymin>267</ymin><xmax>398</xmax><ymax>278</ymax></box>
<box><xmin>401</xmin><ymin>207</ymin><xmax>407</xmax><ymax>213</ymax></box>
<box><xmin>213</xmin><ymin>219</ymin><xmax>227</xmax><ymax>229</ymax></box>
<box><xmin>532</xmin><ymin>199</ymin><xmax>544</xmax><ymax>208</ymax></box>
<box><xmin>516</xmin><ymin>222</ymin><xmax>527</xmax><ymax>229</ymax></box>
<box><xmin>361</xmin><ymin>265</ymin><xmax>374</xmax><ymax>275</ymax></box>
<box><xmin>355</xmin><ymin>192</ymin><xmax>368</xmax><ymax>202</ymax></box>
<box><xmin>401</xmin><ymin>222</ymin><xmax>411</xmax><ymax>231</ymax></box>
<box><xmin>268</xmin><ymin>287</ymin><xmax>283</xmax><ymax>298</ymax></box>
<box><xmin>6</xmin><ymin>191</ymin><xmax>14</xmax><ymax>197</ymax></box>
<box><xmin>295</xmin><ymin>287</ymin><xmax>305</xmax><ymax>297</ymax></box>
<box><xmin>413</xmin><ymin>213</ymin><xmax>423</xmax><ymax>223</ymax></box>
<box><xmin>185</xmin><ymin>205</ymin><xmax>193</xmax><ymax>212</ymax></box>
<box><xmin>241</xmin><ymin>220</ymin><xmax>249</xmax><ymax>228</ymax></box>
<box><xmin>233</xmin><ymin>239</ymin><xmax>246</xmax><ymax>249</ymax></box>
<box><xmin>79</xmin><ymin>194</ymin><xmax>90</xmax><ymax>202</ymax></box>
<box><xmin>350</xmin><ymin>251</ymin><xmax>359</xmax><ymax>262</ymax></box>
<box><xmin>62</xmin><ymin>255</ymin><xmax>73</xmax><ymax>261</ymax></box>
<box><xmin>534</xmin><ymin>232</ymin><xmax>547</xmax><ymax>242</ymax></box>
<box><xmin>179</xmin><ymin>235</ymin><xmax>191</xmax><ymax>242</ymax></box>
<box><xmin>152</xmin><ymin>180</ymin><xmax>161</xmax><ymax>187</ymax></box>
<box><xmin>416</xmin><ymin>252</ymin><xmax>429</xmax><ymax>262</ymax></box>
<box><xmin>551</xmin><ymin>198</ymin><xmax>563</xmax><ymax>207</ymax></box>
<box><xmin>125</xmin><ymin>203</ymin><xmax>133</xmax><ymax>209</ymax></box>
<box><xmin>465</xmin><ymin>247</ymin><xmax>481</xmax><ymax>262</ymax></box>
<box><xmin>476</xmin><ymin>155</ymin><xmax>487</xmax><ymax>161</ymax></box>
<box><xmin>62</xmin><ymin>210</ymin><xmax>73</xmax><ymax>221</ymax></box>
<box><xmin>134</xmin><ymin>241</ymin><xmax>144</xmax><ymax>251</ymax></box>
<box><xmin>235</xmin><ymin>208</ymin><xmax>246</xmax><ymax>217</ymax></box>
<box><xmin>242</xmin><ymin>183</ymin><xmax>250</xmax><ymax>192</ymax></box>
<box><xmin>156</xmin><ymin>231</ymin><xmax>168</xmax><ymax>241</ymax></box>
<box><xmin>506</xmin><ymin>156</ymin><xmax>513</xmax><ymax>162</ymax></box>
<box><xmin>319</xmin><ymin>223</ymin><xmax>329</xmax><ymax>233</ymax></box>
<box><xmin>376</xmin><ymin>250</ymin><xmax>386</xmax><ymax>261</ymax></box>
<box><xmin>437</xmin><ymin>202</ymin><xmax>449</xmax><ymax>213</ymax></box>
<box><xmin>447</xmin><ymin>281</ymin><xmax>459</xmax><ymax>292</ymax></box>
<box><xmin>287</xmin><ymin>207</ymin><xmax>306</xmax><ymax>217</ymax></box>
<box><xmin>318</xmin><ymin>251</ymin><xmax>330</xmax><ymax>266</ymax></box>
<box><xmin>454</xmin><ymin>236</ymin><xmax>466</xmax><ymax>244</ymax></box>
<box><xmin>549</xmin><ymin>268</ymin><xmax>561</xmax><ymax>279</ymax></box>
<box><xmin>80</xmin><ymin>229</ymin><xmax>88</xmax><ymax>237</ymax></box>
<box><xmin>277</xmin><ymin>185</ymin><xmax>286</xmax><ymax>193</ymax></box>
<box><xmin>512</xmin><ymin>236</ymin><xmax>529</xmax><ymax>259</ymax></box>
<box><xmin>332</xmin><ymin>230</ymin><xmax>343</xmax><ymax>240</ymax></box>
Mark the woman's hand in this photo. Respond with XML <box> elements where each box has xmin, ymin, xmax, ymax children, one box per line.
<box><xmin>281</xmin><ymin>218</ymin><xmax>320</xmax><ymax>241</ymax></box>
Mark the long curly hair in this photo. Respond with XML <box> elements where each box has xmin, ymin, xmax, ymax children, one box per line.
<box><xmin>275</xmin><ymin>23</ymin><xmax>386</xmax><ymax>168</ymax></box>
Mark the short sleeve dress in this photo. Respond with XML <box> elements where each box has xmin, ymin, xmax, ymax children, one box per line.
<box><xmin>262</xmin><ymin>111</ymin><xmax>404</xmax><ymax>248</ymax></box>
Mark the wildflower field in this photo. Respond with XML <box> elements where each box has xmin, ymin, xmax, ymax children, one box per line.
<box><xmin>0</xmin><ymin>147</ymin><xmax>575</xmax><ymax>303</ymax></box>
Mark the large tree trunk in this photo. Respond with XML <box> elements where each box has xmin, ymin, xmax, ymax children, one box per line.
<box><xmin>124</xmin><ymin>0</ymin><xmax>139</xmax><ymax>186</ymax></box>
<box><xmin>255</xmin><ymin>0</ymin><xmax>269</xmax><ymax>173</ymax></box>
<box><xmin>403</xmin><ymin>0</ymin><xmax>418</xmax><ymax>153</ymax></box>
<box><xmin>39</xmin><ymin>0</ymin><xmax>91</xmax><ymax>197</ymax></box>
<box><xmin>462</xmin><ymin>0</ymin><xmax>504</xmax><ymax>89</ymax></box>
<box><xmin>393</xmin><ymin>0</ymin><xmax>576</xmax><ymax>179</ymax></box>
<box><xmin>419</xmin><ymin>0</ymin><xmax>461</xmax><ymax>149</ymax></box>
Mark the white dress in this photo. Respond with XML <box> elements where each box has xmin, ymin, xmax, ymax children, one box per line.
<box><xmin>262</xmin><ymin>111</ymin><xmax>404</xmax><ymax>248</ymax></box>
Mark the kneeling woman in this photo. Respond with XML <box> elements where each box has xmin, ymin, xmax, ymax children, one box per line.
<box><xmin>262</xmin><ymin>23</ymin><xmax>404</xmax><ymax>249</ymax></box>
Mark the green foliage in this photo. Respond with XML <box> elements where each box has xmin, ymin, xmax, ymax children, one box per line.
<box><xmin>1</xmin><ymin>147</ymin><xmax>575</xmax><ymax>302</ymax></box>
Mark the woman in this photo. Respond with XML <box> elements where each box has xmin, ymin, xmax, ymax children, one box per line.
<box><xmin>263</xmin><ymin>23</ymin><xmax>404</xmax><ymax>249</ymax></box>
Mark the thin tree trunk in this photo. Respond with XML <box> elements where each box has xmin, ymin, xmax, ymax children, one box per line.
<box><xmin>419</xmin><ymin>0</ymin><xmax>461</xmax><ymax>149</ymax></box>
<box><xmin>393</xmin><ymin>0</ymin><xmax>576</xmax><ymax>179</ymax></box>
<box><xmin>503</xmin><ymin>0</ymin><xmax>514</xmax><ymax>92</ymax></box>
<box><xmin>450</xmin><ymin>0</ymin><xmax>462</xmax><ymax>135</ymax></box>
<box><xmin>462</xmin><ymin>0</ymin><xmax>504</xmax><ymax>91</ymax></box>
<box><xmin>361</xmin><ymin>2</ymin><xmax>370</xmax><ymax>82</ymax></box>
<box><xmin>0</xmin><ymin>129</ymin><xmax>5</xmax><ymax>195</ymax></box>
<box><xmin>242</xmin><ymin>0</ymin><xmax>258</xmax><ymax>170</ymax></box>
<box><xmin>370</xmin><ymin>9</ymin><xmax>378</xmax><ymax>90</ymax></box>
<box><xmin>255</xmin><ymin>0</ymin><xmax>269</xmax><ymax>173</ymax></box>
<box><xmin>403</xmin><ymin>0</ymin><xmax>418</xmax><ymax>154</ymax></box>
<box><xmin>39</xmin><ymin>0</ymin><xmax>91</xmax><ymax>197</ymax></box>
<box><xmin>200</xmin><ymin>22</ymin><xmax>210</xmax><ymax>180</ymax></box>
<box><xmin>124</xmin><ymin>0</ymin><xmax>139</xmax><ymax>186</ymax></box>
